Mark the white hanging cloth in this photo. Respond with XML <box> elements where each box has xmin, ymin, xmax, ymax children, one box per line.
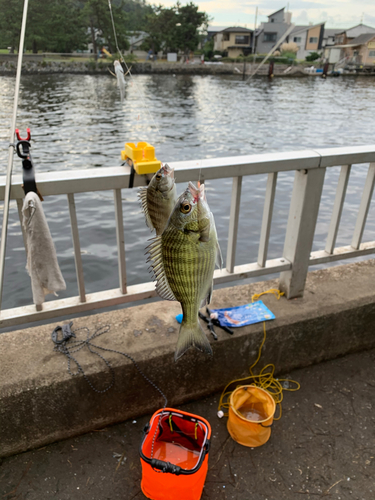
<box><xmin>22</xmin><ymin>192</ymin><xmax>66</xmax><ymax>306</ymax></box>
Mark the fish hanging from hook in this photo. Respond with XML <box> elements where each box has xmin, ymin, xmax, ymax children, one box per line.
<box><xmin>114</xmin><ymin>60</ymin><xmax>126</xmax><ymax>102</ymax></box>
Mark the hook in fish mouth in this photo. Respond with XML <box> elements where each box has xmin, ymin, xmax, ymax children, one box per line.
<box><xmin>188</xmin><ymin>181</ymin><xmax>206</xmax><ymax>202</ymax></box>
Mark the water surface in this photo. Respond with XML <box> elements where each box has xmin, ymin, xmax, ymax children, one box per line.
<box><xmin>0</xmin><ymin>74</ymin><xmax>374</xmax><ymax>310</ymax></box>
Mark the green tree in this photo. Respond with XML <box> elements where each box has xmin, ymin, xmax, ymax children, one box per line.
<box><xmin>141</xmin><ymin>1</ymin><xmax>208</xmax><ymax>57</ymax></box>
<box><xmin>82</xmin><ymin>0</ymin><xmax>129</xmax><ymax>56</ymax></box>
<box><xmin>141</xmin><ymin>6</ymin><xmax>179</xmax><ymax>55</ymax></box>
<box><xmin>0</xmin><ymin>0</ymin><xmax>87</xmax><ymax>53</ymax></box>
<box><xmin>174</xmin><ymin>2</ymin><xmax>209</xmax><ymax>59</ymax></box>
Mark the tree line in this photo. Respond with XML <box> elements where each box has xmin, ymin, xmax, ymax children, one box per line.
<box><xmin>0</xmin><ymin>0</ymin><xmax>209</xmax><ymax>57</ymax></box>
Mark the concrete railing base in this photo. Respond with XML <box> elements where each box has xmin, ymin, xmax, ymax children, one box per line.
<box><xmin>1</xmin><ymin>260</ymin><xmax>375</xmax><ymax>458</ymax></box>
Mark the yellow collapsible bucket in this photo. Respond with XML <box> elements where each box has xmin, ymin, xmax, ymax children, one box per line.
<box><xmin>227</xmin><ymin>385</ymin><xmax>276</xmax><ymax>447</ymax></box>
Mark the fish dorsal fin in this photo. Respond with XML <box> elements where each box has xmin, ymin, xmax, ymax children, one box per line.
<box><xmin>147</xmin><ymin>236</ymin><xmax>177</xmax><ymax>301</ymax></box>
<box><xmin>138</xmin><ymin>187</ymin><xmax>154</xmax><ymax>231</ymax></box>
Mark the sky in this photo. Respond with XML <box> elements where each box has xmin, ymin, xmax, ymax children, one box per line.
<box><xmin>161</xmin><ymin>0</ymin><xmax>375</xmax><ymax>30</ymax></box>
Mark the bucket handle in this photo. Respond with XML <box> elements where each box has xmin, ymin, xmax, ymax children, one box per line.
<box><xmin>140</xmin><ymin>425</ymin><xmax>210</xmax><ymax>476</ymax></box>
<box><xmin>258</xmin><ymin>422</ymin><xmax>272</xmax><ymax>428</ymax></box>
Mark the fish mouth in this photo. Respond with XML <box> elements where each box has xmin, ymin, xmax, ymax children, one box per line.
<box><xmin>188</xmin><ymin>181</ymin><xmax>205</xmax><ymax>202</ymax></box>
<box><xmin>162</xmin><ymin>163</ymin><xmax>174</xmax><ymax>178</ymax></box>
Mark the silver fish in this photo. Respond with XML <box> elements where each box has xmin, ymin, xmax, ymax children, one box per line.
<box><xmin>147</xmin><ymin>182</ymin><xmax>222</xmax><ymax>360</ymax></box>
<box><xmin>139</xmin><ymin>164</ymin><xmax>177</xmax><ymax>236</ymax></box>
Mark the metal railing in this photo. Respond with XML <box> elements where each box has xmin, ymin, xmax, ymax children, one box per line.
<box><xmin>0</xmin><ymin>145</ymin><xmax>374</xmax><ymax>328</ymax></box>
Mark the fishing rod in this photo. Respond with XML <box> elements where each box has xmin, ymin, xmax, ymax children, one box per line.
<box><xmin>107</xmin><ymin>0</ymin><xmax>161</xmax><ymax>138</ymax></box>
<box><xmin>246</xmin><ymin>23</ymin><xmax>296</xmax><ymax>82</ymax></box>
<box><xmin>0</xmin><ymin>0</ymin><xmax>30</xmax><ymax>311</ymax></box>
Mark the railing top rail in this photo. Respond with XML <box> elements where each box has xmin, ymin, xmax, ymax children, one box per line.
<box><xmin>1</xmin><ymin>145</ymin><xmax>374</xmax><ymax>200</ymax></box>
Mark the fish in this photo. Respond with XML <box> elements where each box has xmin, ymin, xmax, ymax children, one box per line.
<box><xmin>138</xmin><ymin>164</ymin><xmax>177</xmax><ymax>236</ymax></box>
<box><xmin>147</xmin><ymin>182</ymin><xmax>222</xmax><ymax>360</ymax></box>
<box><xmin>114</xmin><ymin>60</ymin><xmax>126</xmax><ymax>102</ymax></box>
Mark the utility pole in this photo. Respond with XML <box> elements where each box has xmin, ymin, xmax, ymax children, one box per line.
<box><xmin>251</xmin><ymin>7</ymin><xmax>258</xmax><ymax>73</ymax></box>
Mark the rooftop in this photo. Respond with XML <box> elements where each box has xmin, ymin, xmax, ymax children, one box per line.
<box><xmin>336</xmin><ymin>23</ymin><xmax>375</xmax><ymax>38</ymax></box>
<box><xmin>217</xmin><ymin>27</ymin><xmax>253</xmax><ymax>34</ymax></box>
<box><xmin>350</xmin><ymin>32</ymin><xmax>375</xmax><ymax>45</ymax></box>
<box><xmin>290</xmin><ymin>23</ymin><xmax>325</xmax><ymax>35</ymax></box>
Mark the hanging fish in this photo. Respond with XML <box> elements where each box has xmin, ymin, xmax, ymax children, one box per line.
<box><xmin>138</xmin><ymin>164</ymin><xmax>177</xmax><ymax>236</ymax></box>
<box><xmin>147</xmin><ymin>182</ymin><xmax>222</xmax><ymax>361</ymax></box>
<box><xmin>114</xmin><ymin>60</ymin><xmax>126</xmax><ymax>102</ymax></box>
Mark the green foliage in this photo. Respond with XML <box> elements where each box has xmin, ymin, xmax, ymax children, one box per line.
<box><xmin>0</xmin><ymin>0</ymin><xmax>151</xmax><ymax>54</ymax></box>
<box><xmin>0</xmin><ymin>0</ymin><xmax>87</xmax><ymax>53</ymax></box>
<box><xmin>306</xmin><ymin>51</ymin><xmax>321</xmax><ymax>62</ymax></box>
<box><xmin>141</xmin><ymin>2</ymin><xmax>209</xmax><ymax>55</ymax></box>
<box><xmin>280</xmin><ymin>51</ymin><xmax>297</xmax><ymax>60</ymax></box>
<box><xmin>202</xmin><ymin>39</ymin><xmax>214</xmax><ymax>60</ymax></box>
<box><xmin>0</xmin><ymin>0</ymin><xmax>208</xmax><ymax>59</ymax></box>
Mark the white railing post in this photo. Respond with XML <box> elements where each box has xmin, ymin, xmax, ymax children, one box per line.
<box><xmin>114</xmin><ymin>189</ymin><xmax>127</xmax><ymax>294</ymax></box>
<box><xmin>67</xmin><ymin>193</ymin><xmax>86</xmax><ymax>303</ymax></box>
<box><xmin>279</xmin><ymin>168</ymin><xmax>326</xmax><ymax>298</ymax></box>
<box><xmin>351</xmin><ymin>163</ymin><xmax>375</xmax><ymax>250</ymax></box>
<box><xmin>258</xmin><ymin>172</ymin><xmax>277</xmax><ymax>267</ymax></box>
<box><xmin>226</xmin><ymin>176</ymin><xmax>242</xmax><ymax>273</ymax></box>
<box><xmin>325</xmin><ymin>165</ymin><xmax>351</xmax><ymax>254</ymax></box>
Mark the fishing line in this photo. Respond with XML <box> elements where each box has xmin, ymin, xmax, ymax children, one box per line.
<box><xmin>218</xmin><ymin>289</ymin><xmax>300</xmax><ymax>420</ymax></box>
<box><xmin>107</xmin><ymin>0</ymin><xmax>161</xmax><ymax>139</ymax></box>
<box><xmin>52</xmin><ymin>321</ymin><xmax>168</xmax><ymax>458</ymax></box>
<box><xmin>0</xmin><ymin>0</ymin><xmax>30</xmax><ymax>310</ymax></box>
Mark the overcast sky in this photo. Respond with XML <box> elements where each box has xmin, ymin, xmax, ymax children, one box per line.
<box><xmin>162</xmin><ymin>1</ymin><xmax>375</xmax><ymax>29</ymax></box>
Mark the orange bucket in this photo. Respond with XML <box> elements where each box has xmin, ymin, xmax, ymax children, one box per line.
<box><xmin>140</xmin><ymin>408</ymin><xmax>211</xmax><ymax>500</ymax></box>
<box><xmin>227</xmin><ymin>385</ymin><xmax>276</xmax><ymax>447</ymax></box>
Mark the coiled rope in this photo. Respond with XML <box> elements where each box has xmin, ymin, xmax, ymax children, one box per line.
<box><xmin>218</xmin><ymin>289</ymin><xmax>300</xmax><ymax>420</ymax></box>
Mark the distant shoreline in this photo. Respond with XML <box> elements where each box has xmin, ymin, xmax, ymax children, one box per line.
<box><xmin>0</xmin><ymin>60</ymin><xmax>373</xmax><ymax>77</ymax></box>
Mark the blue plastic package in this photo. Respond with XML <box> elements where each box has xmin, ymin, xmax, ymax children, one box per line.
<box><xmin>210</xmin><ymin>301</ymin><xmax>275</xmax><ymax>328</ymax></box>
<box><xmin>176</xmin><ymin>313</ymin><xmax>183</xmax><ymax>324</ymax></box>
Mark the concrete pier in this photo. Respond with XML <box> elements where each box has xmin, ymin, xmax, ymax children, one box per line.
<box><xmin>1</xmin><ymin>260</ymin><xmax>375</xmax><ymax>458</ymax></box>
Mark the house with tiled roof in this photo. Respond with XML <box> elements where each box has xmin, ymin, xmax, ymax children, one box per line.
<box><xmin>213</xmin><ymin>27</ymin><xmax>254</xmax><ymax>58</ymax></box>
<box><xmin>332</xmin><ymin>32</ymin><xmax>375</xmax><ymax>65</ymax></box>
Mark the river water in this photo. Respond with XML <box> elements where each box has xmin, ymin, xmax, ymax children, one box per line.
<box><xmin>0</xmin><ymin>74</ymin><xmax>374</xmax><ymax>311</ymax></box>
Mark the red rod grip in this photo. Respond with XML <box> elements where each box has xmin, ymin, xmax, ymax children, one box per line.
<box><xmin>15</xmin><ymin>128</ymin><xmax>31</xmax><ymax>141</ymax></box>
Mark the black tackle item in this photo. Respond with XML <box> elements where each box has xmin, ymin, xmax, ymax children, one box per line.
<box><xmin>15</xmin><ymin>128</ymin><xmax>37</xmax><ymax>196</ymax></box>
<box><xmin>198</xmin><ymin>307</ymin><xmax>234</xmax><ymax>340</ymax></box>
<box><xmin>51</xmin><ymin>322</ymin><xmax>75</xmax><ymax>345</ymax></box>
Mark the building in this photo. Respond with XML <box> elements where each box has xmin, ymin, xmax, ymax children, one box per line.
<box><xmin>206</xmin><ymin>26</ymin><xmax>228</xmax><ymax>42</ymax></box>
<box><xmin>334</xmin><ymin>24</ymin><xmax>375</xmax><ymax>46</ymax></box>
<box><xmin>289</xmin><ymin>23</ymin><xmax>325</xmax><ymax>60</ymax></box>
<box><xmin>124</xmin><ymin>31</ymin><xmax>148</xmax><ymax>59</ymax></box>
<box><xmin>324</xmin><ymin>25</ymin><xmax>375</xmax><ymax>64</ymax></box>
<box><xmin>256</xmin><ymin>7</ymin><xmax>292</xmax><ymax>54</ymax></box>
<box><xmin>213</xmin><ymin>27</ymin><xmax>254</xmax><ymax>58</ymax></box>
<box><xmin>328</xmin><ymin>33</ymin><xmax>375</xmax><ymax>66</ymax></box>
<box><xmin>322</xmin><ymin>28</ymin><xmax>342</xmax><ymax>49</ymax></box>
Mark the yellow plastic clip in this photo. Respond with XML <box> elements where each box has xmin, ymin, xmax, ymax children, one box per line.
<box><xmin>121</xmin><ymin>141</ymin><xmax>161</xmax><ymax>175</ymax></box>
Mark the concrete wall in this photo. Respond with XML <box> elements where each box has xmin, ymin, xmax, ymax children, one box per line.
<box><xmin>1</xmin><ymin>260</ymin><xmax>375</xmax><ymax>458</ymax></box>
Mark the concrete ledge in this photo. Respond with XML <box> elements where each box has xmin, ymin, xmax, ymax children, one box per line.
<box><xmin>1</xmin><ymin>260</ymin><xmax>375</xmax><ymax>458</ymax></box>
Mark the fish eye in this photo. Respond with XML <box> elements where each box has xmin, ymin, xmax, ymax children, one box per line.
<box><xmin>180</xmin><ymin>203</ymin><xmax>191</xmax><ymax>214</ymax></box>
<box><xmin>156</xmin><ymin>173</ymin><xmax>162</xmax><ymax>180</ymax></box>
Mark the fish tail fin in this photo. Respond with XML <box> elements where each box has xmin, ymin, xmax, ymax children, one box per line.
<box><xmin>174</xmin><ymin>320</ymin><xmax>213</xmax><ymax>361</ymax></box>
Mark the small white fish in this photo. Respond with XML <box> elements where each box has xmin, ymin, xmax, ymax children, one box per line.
<box><xmin>114</xmin><ymin>60</ymin><xmax>126</xmax><ymax>102</ymax></box>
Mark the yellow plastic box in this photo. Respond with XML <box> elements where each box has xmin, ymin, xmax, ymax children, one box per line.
<box><xmin>121</xmin><ymin>142</ymin><xmax>161</xmax><ymax>175</ymax></box>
